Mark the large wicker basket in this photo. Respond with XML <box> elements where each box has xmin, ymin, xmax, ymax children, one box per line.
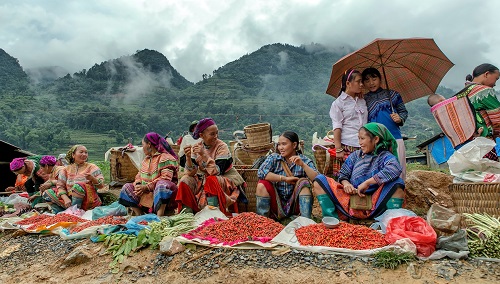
<box><xmin>110</xmin><ymin>150</ymin><xmax>139</xmax><ymax>184</ymax></box>
<box><xmin>244</xmin><ymin>123</ymin><xmax>272</xmax><ymax>146</ymax></box>
<box><xmin>171</xmin><ymin>144</ymin><xmax>180</xmax><ymax>159</ymax></box>
<box><xmin>449</xmin><ymin>182</ymin><xmax>500</xmax><ymax>218</ymax></box>
<box><xmin>234</xmin><ymin>142</ymin><xmax>274</xmax><ymax>165</ymax></box>
<box><xmin>313</xmin><ymin>144</ymin><xmax>335</xmax><ymax>176</ymax></box>
<box><xmin>235</xmin><ymin>166</ymin><xmax>258</xmax><ymax>212</ymax></box>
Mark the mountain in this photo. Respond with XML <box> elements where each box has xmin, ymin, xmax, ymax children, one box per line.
<box><xmin>0</xmin><ymin>48</ymin><xmax>30</xmax><ymax>93</ymax></box>
<box><xmin>0</xmin><ymin>44</ymin><xmax>466</xmax><ymax>159</ymax></box>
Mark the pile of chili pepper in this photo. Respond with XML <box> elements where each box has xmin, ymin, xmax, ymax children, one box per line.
<box><xmin>183</xmin><ymin>212</ymin><xmax>284</xmax><ymax>245</ymax></box>
<box><xmin>26</xmin><ymin>213</ymin><xmax>87</xmax><ymax>230</ymax></box>
<box><xmin>70</xmin><ymin>216</ymin><xmax>128</xmax><ymax>233</ymax></box>
<box><xmin>15</xmin><ymin>214</ymin><xmax>51</xmax><ymax>225</ymax></box>
<box><xmin>295</xmin><ymin>223</ymin><xmax>388</xmax><ymax>250</ymax></box>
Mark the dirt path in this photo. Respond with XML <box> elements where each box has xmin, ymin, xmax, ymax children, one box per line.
<box><xmin>0</xmin><ymin>232</ymin><xmax>498</xmax><ymax>284</ymax></box>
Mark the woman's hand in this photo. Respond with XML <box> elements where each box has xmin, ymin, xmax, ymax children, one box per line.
<box><xmin>356</xmin><ymin>182</ymin><xmax>369</xmax><ymax>197</ymax></box>
<box><xmin>134</xmin><ymin>184</ymin><xmax>149</xmax><ymax>196</ymax></box>
<box><xmin>6</xmin><ymin>186</ymin><xmax>16</xmax><ymax>192</ymax></box>
<box><xmin>342</xmin><ymin>181</ymin><xmax>356</xmax><ymax>195</ymax></box>
<box><xmin>184</xmin><ymin>145</ymin><xmax>192</xmax><ymax>158</ymax></box>
<box><xmin>191</xmin><ymin>144</ymin><xmax>205</xmax><ymax>157</ymax></box>
<box><xmin>289</xmin><ymin>155</ymin><xmax>304</xmax><ymax>167</ymax></box>
<box><xmin>284</xmin><ymin>176</ymin><xmax>299</xmax><ymax>185</ymax></box>
<box><xmin>61</xmin><ymin>194</ymin><xmax>71</xmax><ymax>208</ymax></box>
<box><xmin>39</xmin><ymin>182</ymin><xmax>51</xmax><ymax>192</ymax></box>
<box><xmin>390</xmin><ymin>113</ymin><xmax>402</xmax><ymax>124</ymax></box>
<box><xmin>335</xmin><ymin>150</ymin><xmax>345</xmax><ymax>160</ymax></box>
<box><xmin>85</xmin><ymin>173</ymin><xmax>96</xmax><ymax>184</ymax></box>
<box><xmin>225</xmin><ymin>195</ymin><xmax>237</xmax><ymax>206</ymax></box>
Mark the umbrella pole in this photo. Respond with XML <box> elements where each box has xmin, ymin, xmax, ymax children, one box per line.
<box><xmin>381</xmin><ymin>67</ymin><xmax>395</xmax><ymax>113</ymax></box>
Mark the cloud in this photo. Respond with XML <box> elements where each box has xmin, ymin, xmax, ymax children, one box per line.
<box><xmin>1</xmin><ymin>0</ymin><xmax>499</xmax><ymax>90</ymax></box>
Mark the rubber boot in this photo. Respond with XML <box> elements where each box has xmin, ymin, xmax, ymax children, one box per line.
<box><xmin>386</xmin><ymin>198</ymin><xmax>404</xmax><ymax>209</ymax></box>
<box><xmin>207</xmin><ymin>196</ymin><xmax>219</xmax><ymax>207</ymax></box>
<box><xmin>316</xmin><ymin>194</ymin><xmax>338</xmax><ymax>218</ymax></box>
<box><xmin>71</xmin><ymin>196</ymin><xmax>84</xmax><ymax>208</ymax></box>
<box><xmin>298</xmin><ymin>195</ymin><xmax>313</xmax><ymax>219</ymax></box>
<box><xmin>181</xmin><ymin>205</ymin><xmax>193</xmax><ymax>213</ymax></box>
<box><xmin>255</xmin><ymin>196</ymin><xmax>270</xmax><ymax>217</ymax></box>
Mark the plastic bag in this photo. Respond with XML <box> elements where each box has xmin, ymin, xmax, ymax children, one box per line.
<box><xmin>385</xmin><ymin>216</ymin><xmax>437</xmax><ymax>257</ymax></box>
<box><xmin>60</xmin><ymin>205</ymin><xmax>86</xmax><ymax>217</ymax></box>
<box><xmin>426</xmin><ymin>204</ymin><xmax>461</xmax><ymax>234</ymax></box>
<box><xmin>436</xmin><ymin>229</ymin><xmax>468</xmax><ymax>253</ymax></box>
<box><xmin>92</xmin><ymin>201</ymin><xmax>127</xmax><ymax>220</ymax></box>
<box><xmin>370</xmin><ymin>209</ymin><xmax>417</xmax><ymax>234</ymax></box>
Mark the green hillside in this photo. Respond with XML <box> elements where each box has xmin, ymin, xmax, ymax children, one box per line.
<box><xmin>0</xmin><ymin>44</ymin><xmax>469</xmax><ymax>160</ymax></box>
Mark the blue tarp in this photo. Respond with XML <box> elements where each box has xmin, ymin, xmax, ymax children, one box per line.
<box><xmin>428</xmin><ymin>136</ymin><xmax>455</xmax><ymax>164</ymax></box>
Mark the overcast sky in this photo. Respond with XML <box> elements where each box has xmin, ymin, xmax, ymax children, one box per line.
<box><xmin>1</xmin><ymin>0</ymin><xmax>498</xmax><ymax>90</ymax></box>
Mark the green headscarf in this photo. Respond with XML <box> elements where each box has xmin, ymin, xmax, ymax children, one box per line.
<box><xmin>362</xmin><ymin>122</ymin><xmax>398</xmax><ymax>159</ymax></box>
<box><xmin>66</xmin><ymin>144</ymin><xmax>84</xmax><ymax>164</ymax></box>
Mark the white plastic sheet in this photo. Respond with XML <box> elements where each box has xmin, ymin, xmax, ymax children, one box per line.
<box><xmin>448</xmin><ymin>137</ymin><xmax>500</xmax><ymax>182</ymax></box>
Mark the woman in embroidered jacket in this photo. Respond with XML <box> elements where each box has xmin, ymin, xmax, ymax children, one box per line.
<box><xmin>362</xmin><ymin>67</ymin><xmax>408</xmax><ymax>180</ymax></box>
<box><xmin>313</xmin><ymin>123</ymin><xmax>405</xmax><ymax>220</ymax></box>
<box><xmin>33</xmin><ymin>155</ymin><xmax>69</xmax><ymax>213</ymax></box>
<box><xmin>119</xmin><ymin>132</ymin><xmax>179</xmax><ymax>216</ymax></box>
<box><xmin>56</xmin><ymin>145</ymin><xmax>105</xmax><ymax>210</ymax></box>
<box><xmin>176</xmin><ymin>118</ymin><xmax>244</xmax><ymax>216</ymax></box>
<box><xmin>9</xmin><ymin>155</ymin><xmax>47</xmax><ymax>198</ymax></box>
<box><xmin>329</xmin><ymin>69</ymin><xmax>367</xmax><ymax>180</ymax></box>
<box><xmin>255</xmin><ymin>131</ymin><xmax>318</xmax><ymax>220</ymax></box>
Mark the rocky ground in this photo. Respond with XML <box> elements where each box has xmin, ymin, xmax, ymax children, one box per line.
<box><xmin>0</xmin><ymin>170</ymin><xmax>499</xmax><ymax>283</ymax></box>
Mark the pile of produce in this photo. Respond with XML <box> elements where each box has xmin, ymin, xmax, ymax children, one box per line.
<box><xmin>96</xmin><ymin>210</ymin><xmax>196</xmax><ymax>273</ymax></box>
<box><xmin>70</xmin><ymin>216</ymin><xmax>128</xmax><ymax>233</ymax></box>
<box><xmin>464</xmin><ymin>213</ymin><xmax>500</xmax><ymax>258</ymax></box>
<box><xmin>295</xmin><ymin>223</ymin><xmax>388</xmax><ymax>250</ymax></box>
<box><xmin>373</xmin><ymin>250</ymin><xmax>416</xmax><ymax>269</ymax></box>
<box><xmin>15</xmin><ymin>213</ymin><xmax>51</xmax><ymax>225</ymax></box>
<box><xmin>182</xmin><ymin>212</ymin><xmax>284</xmax><ymax>245</ymax></box>
<box><xmin>23</xmin><ymin>213</ymin><xmax>87</xmax><ymax>230</ymax></box>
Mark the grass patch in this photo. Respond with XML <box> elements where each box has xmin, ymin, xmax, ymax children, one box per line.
<box><xmin>406</xmin><ymin>162</ymin><xmax>449</xmax><ymax>175</ymax></box>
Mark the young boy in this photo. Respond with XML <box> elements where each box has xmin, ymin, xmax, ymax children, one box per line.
<box><xmin>362</xmin><ymin>67</ymin><xmax>408</xmax><ymax>180</ymax></box>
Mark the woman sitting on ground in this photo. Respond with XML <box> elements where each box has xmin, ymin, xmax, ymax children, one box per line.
<box><xmin>33</xmin><ymin>155</ymin><xmax>70</xmax><ymax>213</ymax></box>
<box><xmin>9</xmin><ymin>155</ymin><xmax>47</xmax><ymax>204</ymax></box>
<box><xmin>313</xmin><ymin>122</ymin><xmax>405</xmax><ymax>220</ymax></box>
<box><xmin>175</xmin><ymin>118</ymin><xmax>244</xmax><ymax>216</ymax></box>
<box><xmin>119</xmin><ymin>132</ymin><xmax>179</xmax><ymax>216</ymax></box>
<box><xmin>56</xmin><ymin>145</ymin><xmax>105</xmax><ymax>210</ymax></box>
<box><xmin>256</xmin><ymin>131</ymin><xmax>318</xmax><ymax>220</ymax></box>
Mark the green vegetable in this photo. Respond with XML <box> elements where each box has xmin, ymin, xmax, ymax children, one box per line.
<box><xmin>464</xmin><ymin>213</ymin><xmax>500</xmax><ymax>258</ymax></box>
<box><xmin>373</xmin><ymin>250</ymin><xmax>416</xmax><ymax>269</ymax></box>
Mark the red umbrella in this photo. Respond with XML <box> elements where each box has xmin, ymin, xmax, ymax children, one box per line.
<box><xmin>325</xmin><ymin>38</ymin><xmax>454</xmax><ymax>103</ymax></box>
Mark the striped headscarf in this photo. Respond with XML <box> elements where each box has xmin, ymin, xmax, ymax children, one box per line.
<box><xmin>66</xmin><ymin>145</ymin><xmax>84</xmax><ymax>164</ymax></box>
<box><xmin>144</xmin><ymin>132</ymin><xmax>177</xmax><ymax>158</ymax></box>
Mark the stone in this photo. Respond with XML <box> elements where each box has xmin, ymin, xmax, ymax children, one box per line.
<box><xmin>159</xmin><ymin>236</ymin><xmax>185</xmax><ymax>256</ymax></box>
<box><xmin>407</xmin><ymin>263</ymin><xmax>422</xmax><ymax>279</ymax></box>
<box><xmin>63</xmin><ymin>247</ymin><xmax>93</xmax><ymax>266</ymax></box>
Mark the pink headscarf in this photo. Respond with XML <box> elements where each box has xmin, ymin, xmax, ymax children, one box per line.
<box><xmin>10</xmin><ymin>158</ymin><xmax>26</xmax><ymax>171</ymax></box>
<box><xmin>40</xmin><ymin>155</ymin><xmax>57</xmax><ymax>166</ymax></box>
<box><xmin>144</xmin><ymin>132</ymin><xmax>177</xmax><ymax>158</ymax></box>
<box><xmin>192</xmin><ymin>118</ymin><xmax>216</xmax><ymax>139</ymax></box>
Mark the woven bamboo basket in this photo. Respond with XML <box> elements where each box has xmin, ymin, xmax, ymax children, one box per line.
<box><xmin>244</xmin><ymin>123</ymin><xmax>272</xmax><ymax>146</ymax></box>
<box><xmin>235</xmin><ymin>166</ymin><xmax>258</xmax><ymax>212</ymax></box>
<box><xmin>110</xmin><ymin>150</ymin><xmax>139</xmax><ymax>184</ymax></box>
<box><xmin>234</xmin><ymin>142</ymin><xmax>275</xmax><ymax>165</ymax></box>
<box><xmin>312</xmin><ymin>144</ymin><xmax>335</xmax><ymax>176</ymax></box>
<box><xmin>171</xmin><ymin>144</ymin><xmax>180</xmax><ymax>159</ymax></box>
<box><xmin>449</xmin><ymin>183</ymin><xmax>500</xmax><ymax>221</ymax></box>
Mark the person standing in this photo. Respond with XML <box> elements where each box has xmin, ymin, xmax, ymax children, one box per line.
<box><xmin>362</xmin><ymin>67</ymin><xmax>408</xmax><ymax>180</ymax></box>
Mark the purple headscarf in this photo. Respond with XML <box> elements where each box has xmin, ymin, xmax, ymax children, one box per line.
<box><xmin>192</xmin><ymin>118</ymin><xmax>216</xmax><ymax>139</ymax></box>
<box><xmin>144</xmin><ymin>132</ymin><xmax>177</xmax><ymax>158</ymax></box>
<box><xmin>40</xmin><ymin>155</ymin><xmax>57</xmax><ymax>166</ymax></box>
<box><xmin>10</xmin><ymin>158</ymin><xmax>26</xmax><ymax>171</ymax></box>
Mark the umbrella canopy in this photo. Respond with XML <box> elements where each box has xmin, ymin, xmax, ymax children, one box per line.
<box><xmin>325</xmin><ymin>38</ymin><xmax>454</xmax><ymax>103</ymax></box>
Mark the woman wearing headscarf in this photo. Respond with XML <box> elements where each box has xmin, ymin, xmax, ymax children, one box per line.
<box><xmin>36</xmin><ymin>155</ymin><xmax>69</xmax><ymax>213</ymax></box>
<box><xmin>457</xmin><ymin>64</ymin><xmax>500</xmax><ymax>160</ymax></box>
<box><xmin>175</xmin><ymin>118</ymin><xmax>244</xmax><ymax>216</ymax></box>
<box><xmin>9</xmin><ymin>155</ymin><xmax>46</xmax><ymax>200</ymax></box>
<box><xmin>56</xmin><ymin>145</ymin><xmax>105</xmax><ymax>210</ymax></box>
<box><xmin>256</xmin><ymin>131</ymin><xmax>318</xmax><ymax>220</ymax></box>
<box><xmin>313</xmin><ymin>123</ymin><xmax>405</xmax><ymax>220</ymax></box>
<box><xmin>119</xmin><ymin>132</ymin><xmax>179</xmax><ymax>216</ymax></box>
